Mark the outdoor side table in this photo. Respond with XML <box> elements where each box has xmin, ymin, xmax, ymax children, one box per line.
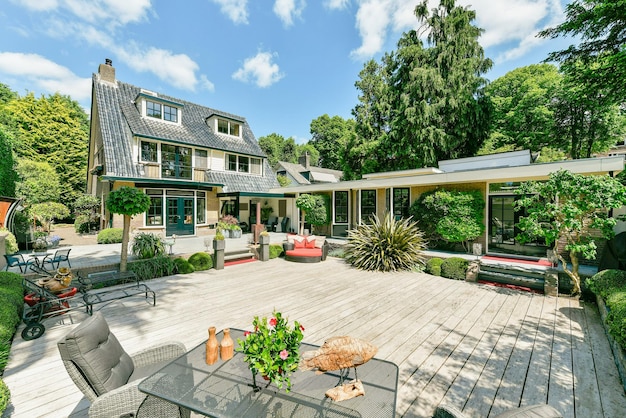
<box><xmin>139</xmin><ymin>328</ymin><xmax>398</xmax><ymax>418</ymax></box>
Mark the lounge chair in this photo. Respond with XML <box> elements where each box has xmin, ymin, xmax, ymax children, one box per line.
<box><xmin>58</xmin><ymin>311</ymin><xmax>190</xmax><ymax>418</ymax></box>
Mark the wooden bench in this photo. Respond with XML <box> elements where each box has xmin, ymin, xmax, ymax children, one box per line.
<box><xmin>78</xmin><ymin>270</ymin><xmax>156</xmax><ymax>314</ymax></box>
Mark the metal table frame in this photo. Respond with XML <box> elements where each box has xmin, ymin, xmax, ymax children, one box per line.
<box><xmin>139</xmin><ymin>328</ymin><xmax>398</xmax><ymax>417</ymax></box>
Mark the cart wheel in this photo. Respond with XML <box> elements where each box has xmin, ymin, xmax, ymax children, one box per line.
<box><xmin>22</xmin><ymin>323</ymin><xmax>45</xmax><ymax>340</ymax></box>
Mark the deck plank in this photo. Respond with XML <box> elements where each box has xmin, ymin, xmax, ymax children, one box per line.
<box><xmin>3</xmin><ymin>258</ymin><xmax>626</xmax><ymax>418</ymax></box>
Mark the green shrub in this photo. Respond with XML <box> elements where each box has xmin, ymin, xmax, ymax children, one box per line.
<box><xmin>131</xmin><ymin>232</ymin><xmax>165</xmax><ymax>259</ymax></box>
<box><xmin>0</xmin><ymin>377</ymin><xmax>8</xmax><ymax>415</ymax></box>
<box><xmin>587</xmin><ymin>269</ymin><xmax>626</xmax><ymax>350</ymax></box>
<box><xmin>128</xmin><ymin>255</ymin><xmax>177</xmax><ymax>280</ymax></box>
<box><xmin>97</xmin><ymin>228</ymin><xmax>123</xmax><ymax>244</ymax></box>
<box><xmin>269</xmin><ymin>244</ymin><xmax>284</xmax><ymax>259</ymax></box>
<box><xmin>441</xmin><ymin>257</ymin><xmax>469</xmax><ymax>280</ymax></box>
<box><xmin>74</xmin><ymin>214</ymin><xmax>91</xmax><ymax>233</ymax></box>
<box><xmin>345</xmin><ymin>212</ymin><xmax>426</xmax><ymax>272</ymax></box>
<box><xmin>0</xmin><ymin>228</ymin><xmax>18</xmax><ymax>254</ymax></box>
<box><xmin>586</xmin><ymin>270</ymin><xmax>626</xmax><ymax>300</ymax></box>
<box><xmin>174</xmin><ymin>257</ymin><xmax>195</xmax><ymax>274</ymax></box>
<box><xmin>188</xmin><ymin>252</ymin><xmax>212</xmax><ymax>270</ymax></box>
<box><xmin>426</xmin><ymin>258</ymin><xmax>444</xmax><ymax>276</ymax></box>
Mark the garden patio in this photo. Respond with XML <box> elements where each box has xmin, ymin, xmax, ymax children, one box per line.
<box><xmin>3</xmin><ymin>256</ymin><xmax>626</xmax><ymax>417</ymax></box>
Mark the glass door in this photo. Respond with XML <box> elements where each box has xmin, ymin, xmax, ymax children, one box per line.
<box><xmin>166</xmin><ymin>196</ymin><xmax>194</xmax><ymax>236</ymax></box>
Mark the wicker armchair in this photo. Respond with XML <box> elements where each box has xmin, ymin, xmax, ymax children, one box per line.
<box><xmin>433</xmin><ymin>403</ymin><xmax>562</xmax><ymax>418</ymax></box>
<box><xmin>58</xmin><ymin>312</ymin><xmax>190</xmax><ymax>418</ymax></box>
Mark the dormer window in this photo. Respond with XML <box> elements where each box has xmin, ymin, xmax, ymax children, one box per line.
<box><xmin>217</xmin><ymin>119</ymin><xmax>240</xmax><ymax>137</ymax></box>
<box><xmin>146</xmin><ymin>100</ymin><xmax>178</xmax><ymax>123</ymax></box>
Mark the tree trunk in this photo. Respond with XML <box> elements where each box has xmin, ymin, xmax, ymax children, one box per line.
<box><xmin>299</xmin><ymin>210</ymin><xmax>306</xmax><ymax>235</ymax></box>
<box><xmin>120</xmin><ymin>214</ymin><xmax>130</xmax><ymax>272</ymax></box>
<box><xmin>556</xmin><ymin>249</ymin><xmax>581</xmax><ymax>296</ymax></box>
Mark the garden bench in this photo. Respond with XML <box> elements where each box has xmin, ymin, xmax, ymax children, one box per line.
<box><xmin>78</xmin><ymin>270</ymin><xmax>156</xmax><ymax>314</ymax></box>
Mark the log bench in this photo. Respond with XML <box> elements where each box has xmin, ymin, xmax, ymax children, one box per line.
<box><xmin>78</xmin><ymin>270</ymin><xmax>156</xmax><ymax>314</ymax></box>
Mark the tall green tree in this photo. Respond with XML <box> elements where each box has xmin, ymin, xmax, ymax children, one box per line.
<box><xmin>516</xmin><ymin>170</ymin><xmax>626</xmax><ymax>295</ymax></box>
<box><xmin>258</xmin><ymin>133</ymin><xmax>318</xmax><ymax>169</ymax></box>
<box><xmin>377</xmin><ymin>0</ymin><xmax>492</xmax><ymax>170</ymax></box>
<box><xmin>309</xmin><ymin>114</ymin><xmax>355</xmax><ymax>171</ymax></box>
<box><xmin>106</xmin><ymin>187</ymin><xmax>151</xmax><ymax>272</ymax></box>
<box><xmin>6</xmin><ymin>92</ymin><xmax>89</xmax><ymax>207</ymax></box>
<box><xmin>539</xmin><ymin>0</ymin><xmax>626</xmax><ymax>103</ymax></box>
<box><xmin>485</xmin><ymin>64</ymin><xmax>561</xmax><ymax>154</ymax></box>
<box><xmin>0</xmin><ymin>83</ymin><xmax>17</xmax><ymax>197</ymax></box>
<box><xmin>15</xmin><ymin>159</ymin><xmax>61</xmax><ymax>205</ymax></box>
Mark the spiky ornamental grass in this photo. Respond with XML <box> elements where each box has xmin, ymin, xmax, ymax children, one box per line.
<box><xmin>345</xmin><ymin>213</ymin><xmax>426</xmax><ymax>272</ymax></box>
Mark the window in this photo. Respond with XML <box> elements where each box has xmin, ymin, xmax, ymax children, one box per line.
<box><xmin>334</xmin><ymin>191</ymin><xmax>348</xmax><ymax>224</ymax></box>
<box><xmin>361</xmin><ymin>190</ymin><xmax>376</xmax><ymax>223</ymax></box>
<box><xmin>195</xmin><ymin>150</ymin><xmax>208</xmax><ymax>169</ymax></box>
<box><xmin>238</xmin><ymin>156</ymin><xmax>249</xmax><ymax>172</ymax></box>
<box><xmin>161</xmin><ymin>144</ymin><xmax>192</xmax><ymax>179</ymax></box>
<box><xmin>145</xmin><ymin>100</ymin><xmax>178</xmax><ymax>123</ymax></box>
<box><xmin>393</xmin><ymin>188</ymin><xmax>410</xmax><ymax>219</ymax></box>
<box><xmin>146</xmin><ymin>101</ymin><xmax>161</xmax><ymax>119</ymax></box>
<box><xmin>163</xmin><ymin>104</ymin><xmax>178</xmax><ymax>122</ymax></box>
<box><xmin>250</xmin><ymin>158</ymin><xmax>262</xmax><ymax>175</ymax></box>
<box><xmin>217</xmin><ymin>119</ymin><xmax>240</xmax><ymax>136</ymax></box>
<box><xmin>197</xmin><ymin>192</ymin><xmax>206</xmax><ymax>224</ymax></box>
<box><xmin>227</xmin><ymin>154</ymin><xmax>237</xmax><ymax>171</ymax></box>
<box><xmin>145</xmin><ymin>189</ymin><xmax>163</xmax><ymax>226</ymax></box>
<box><xmin>141</xmin><ymin>141</ymin><xmax>157</xmax><ymax>162</ymax></box>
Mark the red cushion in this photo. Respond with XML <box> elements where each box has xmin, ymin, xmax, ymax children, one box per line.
<box><xmin>286</xmin><ymin>248</ymin><xmax>323</xmax><ymax>257</ymax></box>
<box><xmin>294</xmin><ymin>239</ymin><xmax>306</xmax><ymax>249</ymax></box>
<box><xmin>305</xmin><ymin>239</ymin><xmax>316</xmax><ymax>249</ymax></box>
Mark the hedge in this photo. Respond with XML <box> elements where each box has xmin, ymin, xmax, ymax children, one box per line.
<box><xmin>441</xmin><ymin>257</ymin><xmax>469</xmax><ymax>280</ymax></box>
<box><xmin>127</xmin><ymin>255</ymin><xmax>177</xmax><ymax>280</ymax></box>
<box><xmin>0</xmin><ymin>271</ymin><xmax>24</xmax><ymax>415</ymax></box>
<box><xmin>587</xmin><ymin>270</ymin><xmax>626</xmax><ymax>350</ymax></box>
<box><xmin>426</xmin><ymin>258</ymin><xmax>444</xmax><ymax>276</ymax></box>
<box><xmin>97</xmin><ymin>228</ymin><xmax>123</xmax><ymax>244</ymax></box>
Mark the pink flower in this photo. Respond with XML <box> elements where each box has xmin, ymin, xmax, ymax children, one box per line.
<box><xmin>244</xmin><ymin>331</ymin><xmax>251</xmax><ymax>337</ymax></box>
<box><xmin>279</xmin><ymin>349</ymin><xmax>289</xmax><ymax>360</ymax></box>
<box><xmin>269</xmin><ymin>317</ymin><xmax>277</xmax><ymax>328</ymax></box>
<box><xmin>300</xmin><ymin>324</ymin><xmax>305</xmax><ymax>332</ymax></box>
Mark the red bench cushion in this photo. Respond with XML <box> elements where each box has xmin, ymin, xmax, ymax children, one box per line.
<box><xmin>286</xmin><ymin>248</ymin><xmax>322</xmax><ymax>257</ymax></box>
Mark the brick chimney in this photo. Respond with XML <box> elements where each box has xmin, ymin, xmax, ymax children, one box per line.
<box><xmin>298</xmin><ymin>152</ymin><xmax>310</xmax><ymax>169</ymax></box>
<box><xmin>98</xmin><ymin>58</ymin><xmax>116</xmax><ymax>83</ymax></box>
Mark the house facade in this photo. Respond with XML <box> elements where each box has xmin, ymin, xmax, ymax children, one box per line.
<box><xmin>87</xmin><ymin>60</ymin><xmax>292</xmax><ymax>237</ymax></box>
<box><xmin>272</xmin><ymin>150</ymin><xmax>625</xmax><ymax>257</ymax></box>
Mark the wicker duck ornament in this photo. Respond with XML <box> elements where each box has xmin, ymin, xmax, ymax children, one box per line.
<box><xmin>299</xmin><ymin>336</ymin><xmax>378</xmax><ymax>401</ymax></box>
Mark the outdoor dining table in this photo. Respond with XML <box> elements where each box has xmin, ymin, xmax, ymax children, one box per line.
<box><xmin>139</xmin><ymin>328</ymin><xmax>398</xmax><ymax>418</ymax></box>
<box><xmin>28</xmin><ymin>252</ymin><xmax>50</xmax><ymax>268</ymax></box>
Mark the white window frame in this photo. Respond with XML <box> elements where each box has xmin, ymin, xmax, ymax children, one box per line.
<box><xmin>142</xmin><ymin>98</ymin><xmax>181</xmax><ymax>125</ymax></box>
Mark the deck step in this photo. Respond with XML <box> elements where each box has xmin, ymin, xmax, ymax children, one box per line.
<box><xmin>477</xmin><ymin>269</ymin><xmax>544</xmax><ymax>291</ymax></box>
<box><xmin>224</xmin><ymin>250</ymin><xmax>255</xmax><ymax>262</ymax></box>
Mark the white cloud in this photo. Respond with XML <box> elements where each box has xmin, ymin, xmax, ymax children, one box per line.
<box><xmin>324</xmin><ymin>0</ymin><xmax>350</xmax><ymax>10</ymax></box>
<box><xmin>211</xmin><ymin>0</ymin><xmax>249</xmax><ymax>24</ymax></box>
<box><xmin>0</xmin><ymin>52</ymin><xmax>91</xmax><ymax>100</ymax></box>
<box><xmin>14</xmin><ymin>0</ymin><xmax>152</xmax><ymax>26</ymax></box>
<box><xmin>349</xmin><ymin>0</ymin><xmax>566</xmax><ymax>65</ymax></box>
<box><xmin>11</xmin><ymin>0</ymin><xmax>58</xmax><ymax>12</ymax></box>
<box><xmin>200</xmin><ymin>74</ymin><xmax>216</xmax><ymax>93</ymax></box>
<box><xmin>232</xmin><ymin>51</ymin><xmax>284</xmax><ymax>88</ymax></box>
<box><xmin>273</xmin><ymin>0</ymin><xmax>306</xmax><ymax>27</ymax></box>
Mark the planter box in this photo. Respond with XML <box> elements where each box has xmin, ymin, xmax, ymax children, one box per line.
<box><xmin>596</xmin><ymin>295</ymin><xmax>626</xmax><ymax>393</ymax></box>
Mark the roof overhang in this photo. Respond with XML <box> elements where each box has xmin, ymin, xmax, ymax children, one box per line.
<box><xmin>102</xmin><ymin>176</ymin><xmax>223</xmax><ymax>189</ymax></box>
<box><xmin>271</xmin><ymin>155</ymin><xmax>625</xmax><ymax>194</ymax></box>
<box><xmin>218</xmin><ymin>191</ymin><xmax>295</xmax><ymax>198</ymax></box>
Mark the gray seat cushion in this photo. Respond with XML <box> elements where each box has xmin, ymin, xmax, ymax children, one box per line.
<box><xmin>58</xmin><ymin>312</ymin><xmax>134</xmax><ymax>396</ymax></box>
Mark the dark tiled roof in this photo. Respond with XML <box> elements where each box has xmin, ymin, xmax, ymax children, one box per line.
<box><xmin>276</xmin><ymin>161</ymin><xmax>343</xmax><ymax>184</ymax></box>
<box><xmin>276</xmin><ymin>161</ymin><xmax>311</xmax><ymax>185</ymax></box>
<box><xmin>93</xmin><ymin>74</ymin><xmax>278</xmax><ymax>191</ymax></box>
<box><xmin>206</xmin><ymin>161</ymin><xmax>280</xmax><ymax>193</ymax></box>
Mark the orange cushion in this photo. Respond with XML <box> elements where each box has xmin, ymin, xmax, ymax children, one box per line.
<box><xmin>287</xmin><ymin>248</ymin><xmax>323</xmax><ymax>257</ymax></box>
<box><xmin>305</xmin><ymin>238</ymin><xmax>316</xmax><ymax>248</ymax></box>
<box><xmin>294</xmin><ymin>239</ymin><xmax>306</xmax><ymax>249</ymax></box>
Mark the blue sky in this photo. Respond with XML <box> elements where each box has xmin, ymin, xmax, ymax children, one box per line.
<box><xmin>0</xmin><ymin>0</ymin><xmax>574</xmax><ymax>143</ymax></box>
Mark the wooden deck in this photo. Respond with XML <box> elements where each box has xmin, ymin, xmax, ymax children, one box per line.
<box><xmin>3</xmin><ymin>258</ymin><xmax>626</xmax><ymax>417</ymax></box>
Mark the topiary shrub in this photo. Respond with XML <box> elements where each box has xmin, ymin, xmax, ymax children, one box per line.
<box><xmin>131</xmin><ymin>232</ymin><xmax>165</xmax><ymax>259</ymax></box>
<box><xmin>345</xmin><ymin>212</ymin><xmax>426</xmax><ymax>272</ymax></box>
<box><xmin>97</xmin><ymin>228</ymin><xmax>123</xmax><ymax>244</ymax></box>
<box><xmin>174</xmin><ymin>257</ymin><xmax>195</xmax><ymax>274</ymax></box>
<box><xmin>0</xmin><ymin>228</ymin><xmax>18</xmax><ymax>254</ymax></box>
<box><xmin>188</xmin><ymin>252</ymin><xmax>213</xmax><ymax>270</ymax></box>
<box><xmin>269</xmin><ymin>244</ymin><xmax>284</xmax><ymax>259</ymax></box>
<box><xmin>587</xmin><ymin>269</ymin><xmax>626</xmax><ymax>350</ymax></box>
<box><xmin>441</xmin><ymin>257</ymin><xmax>469</xmax><ymax>280</ymax></box>
<box><xmin>127</xmin><ymin>255</ymin><xmax>177</xmax><ymax>281</ymax></box>
<box><xmin>586</xmin><ymin>270</ymin><xmax>626</xmax><ymax>300</ymax></box>
<box><xmin>425</xmin><ymin>258</ymin><xmax>444</xmax><ymax>276</ymax></box>
<box><xmin>74</xmin><ymin>214</ymin><xmax>91</xmax><ymax>233</ymax></box>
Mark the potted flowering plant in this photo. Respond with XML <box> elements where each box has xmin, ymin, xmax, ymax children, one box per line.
<box><xmin>237</xmin><ymin>311</ymin><xmax>304</xmax><ymax>392</ymax></box>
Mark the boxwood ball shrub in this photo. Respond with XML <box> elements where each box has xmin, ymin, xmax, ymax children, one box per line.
<box><xmin>345</xmin><ymin>212</ymin><xmax>426</xmax><ymax>272</ymax></box>
<box><xmin>441</xmin><ymin>257</ymin><xmax>469</xmax><ymax>280</ymax></box>
<box><xmin>426</xmin><ymin>258</ymin><xmax>444</xmax><ymax>276</ymax></box>
<box><xmin>269</xmin><ymin>243</ymin><xmax>284</xmax><ymax>259</ymax></box>
<box><xmin>97</xmin><ymin>228</ymin><xmax>123</xmax><ymax>244</ymax></box>
<box><xmin>174</xmin><ymin>257</ymin><xmax>195</xmax><ymax>274</ymax></box>
<box><xmin>188</xmin><ymin>252</ymin><xmax>213</xmax><ymax>270</ymax></box>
